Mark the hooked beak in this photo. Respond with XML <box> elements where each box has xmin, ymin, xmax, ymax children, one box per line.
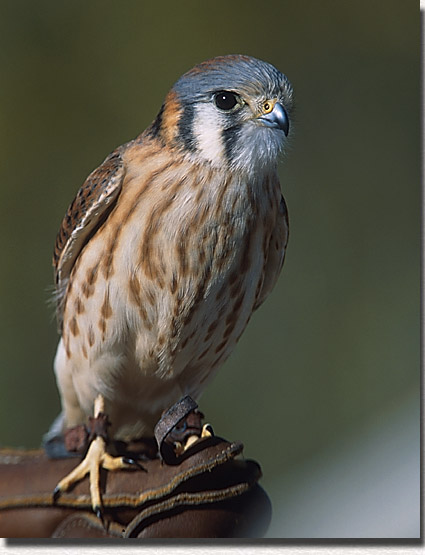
<box><xmin>258</xmin><ymin>102</ymin><xmax>289</xmax><ymax>136</ymax></box>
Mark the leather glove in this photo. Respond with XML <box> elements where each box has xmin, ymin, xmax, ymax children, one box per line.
<box><xmin>0</xmin><ymin>398</ymin><xmax>271</xmax><ymax>538</ymax></box>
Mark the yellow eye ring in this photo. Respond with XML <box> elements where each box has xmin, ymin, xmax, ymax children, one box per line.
<box><xmin>263</xmin><ymin>101</ymin><xmax>274</xmax><ymax>114</ymax></box>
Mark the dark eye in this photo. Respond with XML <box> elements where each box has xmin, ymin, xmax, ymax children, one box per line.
<box><xmin>214</xmin><ymin>91</ymin><xmax>238</xmax><ymax>111</ymax></box>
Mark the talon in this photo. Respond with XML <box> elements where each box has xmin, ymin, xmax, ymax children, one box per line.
<box><xmin>52</xmin><ymin>485</ymin><xmax>61</xmax><ymax>503</ymax></box>
<box><xmin>122</xmin><ymin>457</ymin><xmax>147</xmax><ymax>472</ymax></box>
<box><xmin>94</xmin><ymin>505</ymin><xmax>104</xmax><ymax>525</ymax></box>
<box><xmin>202</xmin><ymin>423</ymin><xmax>214</xmax><ymax>438</ymax></box>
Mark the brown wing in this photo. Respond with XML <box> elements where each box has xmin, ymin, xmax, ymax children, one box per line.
<box><xmin>53</xmin><ymin>148</ymin><xmax>126</xmax><ymax>328</ymax></box>
<box><xmin>254</xmin><ymin>194</ymin><xmax>289</xmax><ymax>310</ymax></box>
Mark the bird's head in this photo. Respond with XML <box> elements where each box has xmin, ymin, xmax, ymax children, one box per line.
<box><xmin>149</xmin><ymin>55</ymin><xmax>293</xmax><ymax>176</ymax></box>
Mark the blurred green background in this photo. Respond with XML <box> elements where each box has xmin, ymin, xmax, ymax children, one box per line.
<box><xmin>0</xmin><ymin>0</ymin><xmax>419</xmax><ymax>537</ymax></box>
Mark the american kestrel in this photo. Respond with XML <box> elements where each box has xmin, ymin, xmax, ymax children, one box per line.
<box><xmin>50</xmin><ymin>55</ymin><xmax>293</xmax><ymax>515</ymax></box>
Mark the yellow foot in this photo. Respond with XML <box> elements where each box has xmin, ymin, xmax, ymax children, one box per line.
<box><xmin>52</xmin><ymin>395</ymin><xmax>143</xmax><ymax>522</ymax></box>
<box><xmin>174</xmin><ymin>423</ymin><xmax>214</xmax><ymax>456</ymax></box>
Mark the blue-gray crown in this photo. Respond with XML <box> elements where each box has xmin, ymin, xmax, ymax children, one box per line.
<box><xmin>172</xmin><ymin>55</ymin><xmax>293</xmax><ymax>107</ymax></box>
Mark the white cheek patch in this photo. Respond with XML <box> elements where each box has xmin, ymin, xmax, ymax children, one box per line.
<box><xmin>192</xmin><ymin>104</ymin><xmax>226</xmax><ymax>166</ymax></box>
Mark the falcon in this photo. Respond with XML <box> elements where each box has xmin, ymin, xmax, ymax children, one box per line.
<box><xmin>49</xmin><ymin>54</ymin><xmax>293</xmax><ymax>516</ymax></box>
